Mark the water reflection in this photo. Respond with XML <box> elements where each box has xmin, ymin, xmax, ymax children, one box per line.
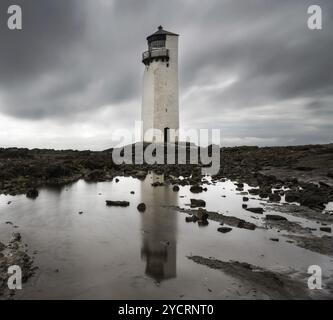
<box><xmin>140</xmin><ymin>172</ymin><xmax>178</xmax><ymax>282</ymax></box>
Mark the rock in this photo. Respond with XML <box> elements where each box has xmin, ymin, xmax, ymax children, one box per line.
<box><xmin>115</xmin><ymin>178</ymin><xmax>119</xmax><ymax>183</ymax></box>
<box><xmin>237</xmin><ymin>220</ymin><xmax>256</xmax><ymax>230</ymax></box>
<box><xmin>105</xmin><ymin>200</ymin><xmax>129</xmax><ymax>207</ymax></box>
<box><xmin>270</xmin><ymin>238</ymin><xmax>279</xmax><ymax>242</ymax></box>
<box><xmin>137</xmin><ymin>203</ymin><xmax>146</xmax><ymax>212</ymax></box>
<box><xmin>0</xmin><ymin>242</ymin><xmax>5</xmax><ymax>251</ymax></box>
<box><xmin>259</xmin><ymin>191</ymin><xmax>269</xmax><ymax>199</ymax></box>
<box><xmin>243</xmin><ymin>197</ymin><xmax>249</xmax><ymax>202</ymax></box>
<box><xmin>26</xmin><ymin>188</ymin><xmax>39</xmax><ymax>199</ymax></box>
<box><xmin>10</xmin><ymin>232</ymin><xmax>21</xmax><ymax>242</ymax></box>
<box><xmin>269</xmin><ymin>193</ymin><xmax>281</xmax><ymax>202</ymax></box>
<box><xmin>78</xmin><ymin>211</ymin><xmax>83</xmax><ymax>215</ymax></box>
<box><xmin>190</xmin><ymin>185</ymin><xmax>203</xmax><ymax>193</ymax></box>
<box><xmin>190</xmin><ymin>199</ymin><xmax>206</xmax><ymax>208</ymax></box>
<box><xmin>185</xmin><ymin>216</ymin><xmax>198</xmax><ymax>223</ymax></box>
<box><xmin>173</xmin><ymin>185</ymin><xmax>180</xmax><ymax>192</ymax></box>
<box><xmin>327</xmin><ymin>172</ymin><xmax>333</xmax><ymax>179</ymax></box>
<box><xmin>265</xmin><ymin>215</ymin><xmax>288</xmax><ymax>221</ymax></box>
<box><xmin>196</xmin><ymin>208</ymin><xmax>209</xmax><ymax>221</ymax></box>
<box><xmin>130</xmin><ymin>191</ymin><xmax>135</xmax><ymax>194</ymax></box>
<box><xmin>248</xmin><ymin>188</ymin><xmax>260</xmax><ymax>195</ymax></box>
<box><xmin>285</xmin><ymin>192</ymin><xmax>300</xmax><ymax>203</ymax></box>
<box><xmin>218</xmin><ymin>227</ymin><xmax>233</xmax><ymax>233</ymax></box>
<box><xmin>242</xmin><ymin>204</ymin><xmax>248</xmax><ymax>209</ymax></box>
<box><xmin>299</xmin><ymin>194</ymin><xmax>327</xmax><ymax>210</ymax></box>
<box><xmin>246</xmin><ymin>207</ymin><xmax>264</xmax><ymax>214</ymax></box>
<box><xmin>320</xmin><ymin>227</ymin><xmax>331</xmax><ymax>233</ymax></box>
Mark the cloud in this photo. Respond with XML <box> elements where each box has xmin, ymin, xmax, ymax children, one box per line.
<box><xmin>0</xmin><ymin>0</ymin><xmax>332</xmax><ymax>149</ymax></box>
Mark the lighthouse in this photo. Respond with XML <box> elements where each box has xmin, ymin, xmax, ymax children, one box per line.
<box><xmin>141</xmin><ymin>26</ymin><xmax>179</xmax><ymax>143</ymax></box>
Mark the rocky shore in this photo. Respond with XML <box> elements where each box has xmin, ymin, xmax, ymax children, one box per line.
<box><xmin>1</xmin><ymin>144</ymin><xmax>333</xmax><ymax>211</ymax></box>
<box><xmin>1</xmin><ymin>143</ymin><xmax>333</xmax><ymax>299</ymax></box>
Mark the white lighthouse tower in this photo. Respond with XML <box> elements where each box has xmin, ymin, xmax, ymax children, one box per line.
<box><xmin>141</xmin><ymin>26</ymin><xmax>179</xmax><ymax>143</ymax></box>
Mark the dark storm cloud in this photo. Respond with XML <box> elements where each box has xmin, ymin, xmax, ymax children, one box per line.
<box><xmin>0</xmin><ymin>0</ymin><xmax>332</xmax><ymax>147</ymax></box>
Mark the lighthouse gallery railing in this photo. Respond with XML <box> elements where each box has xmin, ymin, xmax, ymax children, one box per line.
<box><xmin>142</xmin><ymin>48</ymin><xmax>169</xmax><ymax>64</ymax></box>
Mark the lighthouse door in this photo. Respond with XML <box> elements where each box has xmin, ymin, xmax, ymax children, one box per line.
<box><xmin>164</xmin><ymin>127</ymin><xmax>169</xmax><ymax>144</ymax></box>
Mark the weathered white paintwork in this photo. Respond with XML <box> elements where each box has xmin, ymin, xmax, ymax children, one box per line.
<box><xmin>141</xmin><ymin>34</ymin><xmax>179</xmax><ymax>143</ymax></box>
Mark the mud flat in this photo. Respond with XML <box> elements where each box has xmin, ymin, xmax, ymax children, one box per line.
<box><xmin>0</xmin><ymin>233</ymin><xmax>35</xmax><ymax>299</ymax></box>
<box><xmin>187</xmin><ymin>256</ymin><xmax>330</xmax><ymax>300</ymax></box>
<box><xmin>287</xmin><ymin>235</ymin><xmax>333</xmax><ymax>257</ymax></box>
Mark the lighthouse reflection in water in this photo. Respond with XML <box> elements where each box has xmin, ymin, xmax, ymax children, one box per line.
<box><xmin>140</xmin><ymin>173</ymin><xmax>177</xmax><ymax>282</ymax></box>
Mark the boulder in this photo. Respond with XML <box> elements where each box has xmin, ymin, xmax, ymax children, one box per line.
<box><xmin>106</xmin><ymin>200</ymin><xmax>130</xmax><ymax>207</ymax></box>
<box><xmin>190</xmin><ymin>199</ymin><xmax>206</xmax><ymax>208</ymax></box>
<box><xmin>173</xmin><ymin>185</ymin><xmax>180</xmax><ymax>192</ymax></box>
<box><xmin>137</xmin><ymin>203</ymin><xmax>146</xmax><ymax>212</ymax></box>
<box><xmin>237</xmin><ymin>220</ymin><xmax>256</xmax><ymax>230</ymax></box>
<box><xmin>185</xmin><ymin>215</ymin><xmax>198</xmax><ymax>223</ymax></box>
<box><xmin>217</xmin><ymin>227</ymin><xmax>233</xmax><ymax>233</ymax></box>
<box><xmin>248</xmin><ymin>188</ymin><xmax>260</xmax><ymax>195</ymax></box>
<box><xmin>190</xmin><ymin>185</ymin><xmax>203</xmax><ymax>193</ymax></box>
<box><xmin>285</xmin><ymin>192</ymin><xmax>300</xmax><ymax>203</ymax></box>
<box><xmin>269</xmin><ymin>193</ymin><xmax>281</xmax><ymax>202</ymax></box>
<box><xmin>26</xmin><ymin>189</ymin><xmax>39</xmax><ymax>199</ymax></box>
<box><xmin>299</xmin><ymin>194</ymin><xmax>327</xmax><ymax>210</ymax></box>
<box><xmin>196</xmin><ymin>208</ymin><xmax>209</xmax><ymax>221</ymax></box>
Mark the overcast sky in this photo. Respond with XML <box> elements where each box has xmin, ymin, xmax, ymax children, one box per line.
<box><xmin>0</xmin><ymin>0</ymin><xmax>332</xmax><ymax>150</ymax></box>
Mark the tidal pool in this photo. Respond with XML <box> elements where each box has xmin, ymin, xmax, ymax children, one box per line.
<box><xmin>0</xmin><ymin>173</ymin><xmax>332</xmax><ymax>299</ymax></box>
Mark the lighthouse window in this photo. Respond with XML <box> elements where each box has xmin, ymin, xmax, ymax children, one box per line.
<box><xmin>149</xmin><ymin>40</ymin><xmax>165</xmax><ymax>49</ymax></box>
